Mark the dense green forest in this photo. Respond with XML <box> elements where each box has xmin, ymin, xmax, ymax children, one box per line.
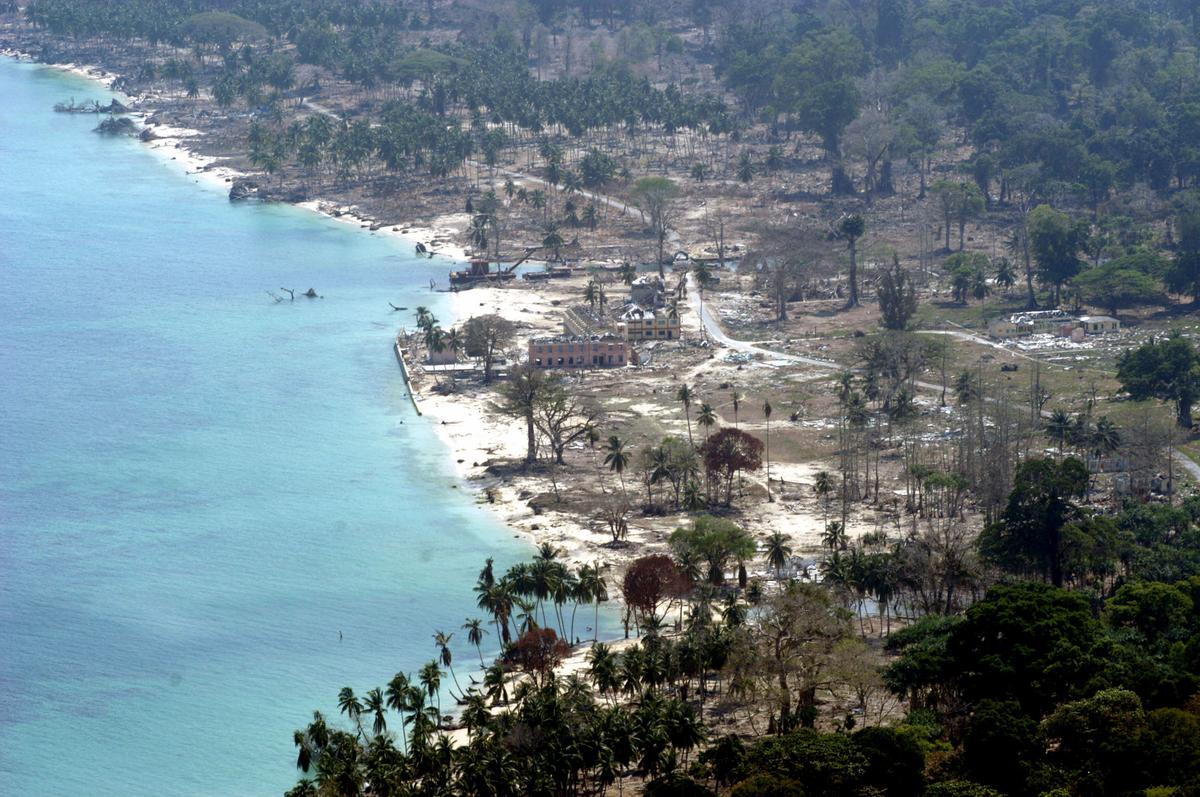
<box><xmin>284</xmin><ymin>477</ymin><xmax>1200</xmax><ymax>797</ymax></box>
<box><xmin>21</xmin><ymin>0</ymin><xmax>1200</xmax><ymax>312</ymax></box>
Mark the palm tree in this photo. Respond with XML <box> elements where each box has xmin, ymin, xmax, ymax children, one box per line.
<box><xmin>730</xmin><ymin>391</ymin><xmax>743</xmax><ymax>427</ymax></box>
<box><xmin>677</xmin><ymin>384</ymin><xmax>695</xmax><ymax>446</ymax></box>
<box><xmin>384</xmin><ymin>672</ymin><xmax>412</xmax><ymax>753</ymax></box>
<box><xmin>483</xmin><ymin>661</ymin><xmax>509</xmax><ymax>706</ymax></box>
<box><xmin>584</xmin><ymin>279</ymin><xmax>600</xmax><ymax>311</ymax></box>
<box><xmin>1045</xmin><ymin>408</ymin><xmax>1071</xmax><ymax>456</ymax></box>
<box><xmin>604</xmin><ymin>435</ymin><xmax>630</xmax><ymax>500</ymax></box>
<box><xmin>463</xmin><ymin>618</ymin><xmax>487</xmax><ymax>667</ymax></box>
<box><xmin>697</xmin><ymin>402</ymin><xmax>717</xmax><ymax>442</ymax></box>
<box><xmin>445</xmin><ymin>327</ymin><xmax>462</xmax><ymax>367</ymax></box>
<box><xmin>765</xmin><ymin>530</ymin><xmax>793</xmax><ymax>579</ymax></box>
<box><xmin>588</xmin><ymin>642</ymin><xmax>619</xmax><ymax>699</ymax></box>
<box><xmin>433</xmin><ymin>631</ymin><xmax>462</xmax><ymax>698</ymax></box>
<box><xmin>763</xmin><ymin>398</ymin><xmax>773</xmax><ymax>501</ymax></box>
<box><xmin>619</xmin><ymin>261</ymin><xmax>637</xmax><ymax>285</ymax></box>
<box><xmin>530</xmin><ymin>189</ymin><xmax>547</xmax><ymax>220</ymax></box>
<box><xmin>363</xmin><ymin>687</ymin><xmax>387</xmax><ymax>738</ymax></box>
<box><xmin>543</xmin><ymin>223</ymin><xmax>565</xmax><ymax>262</ymax></box>
<box><xmin>822</xmin><ymin>521</ymin><xmax>848</xmax><ymax>552</ymax></box>
<box><xmin>337</xmin><ymin>686</ymin><xmax>364</xmax><ymax>740</ymax></box>
<box><xmin>579</xmin><ymin>561</ymin><xmax>609</xmax><ymax>642</ymax></box>
<box><xmin>1092</xmin><ymin>416</ymin><xmax>1121</xmax><ymax>470</ymax></box>
<box><xmin>994</xmin><ymin>257</ymin><xmax>1017</xmax><ymax>293</ymax></box>
<box><xmin>418</xmin><ymin>661</ymin><xmax>443</xmax><ymax>719</ymax></box>
<box><xmin>814</xmin><ymin>471</ymin><xmax>833</xmax><ymax>526</ymax></box>
<box><xmin>837</xmin><ymin>213</ymin><xmax>866</xmax><ymax>308</ymax></box>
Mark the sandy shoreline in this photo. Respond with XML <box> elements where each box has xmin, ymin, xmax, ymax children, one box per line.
<box><xmin>6</xmin><ymin>46</ymin><xmax>852</xmax><ymax>634</ymax></box>
<box><xmin>1</xmin><ymin>48</ymin><xmax>472</xmax><ymax>263</ymax></box>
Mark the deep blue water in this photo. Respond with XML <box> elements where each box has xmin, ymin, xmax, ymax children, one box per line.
<box><xmin>0</xmin><ymin>58</ymin><xmax>543</xmax><ymax>796</ymax></box>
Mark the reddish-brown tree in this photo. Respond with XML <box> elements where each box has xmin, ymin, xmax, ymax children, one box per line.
<box><xmin>622</xmin><ymin>554</ymin><xmax>687</xmax><ymax>631</ymax></box>
<box><xmin>506</xmin><ymin>627</ymin><xmax>570</xmax><ymax>685</ymax></box>
<box><xmin>701</xmin><ymin>427</ymin><xmax>764</xmax><ymax>506</ymax></box>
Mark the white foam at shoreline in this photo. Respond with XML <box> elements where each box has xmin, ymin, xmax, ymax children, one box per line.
<box><xmin>2</xmin><ymin>49</ymin><xmax>469</xmax><ymax>264</ymax></box>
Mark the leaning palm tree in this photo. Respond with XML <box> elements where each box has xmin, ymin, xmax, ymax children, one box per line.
<box><xmin>697</xmin><ymin>402</ymin><xmax>717</xmax><ymax>442</ymax></box>
<box><xmin>463</xmin><ymin>618</ymin><xmax>488</xmax><ymax>667</ymax></box>
<box><xmin>676</xmin><ymin>384</ymin><xmax>695</xmax><ymax>446</ymax></box>
<box><xmin>765</xmin><ymin>531</ymin><xmax>793</xmax><ymax>580</ymax></box>
<box><xmin>604</xmin><ymin>435</ymin><xmax>630</xmax><ymax>500</ymax></box>
<box><xmin>433</xmin><ymin>631</ymin><xmax>462</xmax><ymax>697</ymax></box>
<box><xmin>337</xmin><ymin>686</ymin><xmax>365</xmax><ymax>741</ymax></box>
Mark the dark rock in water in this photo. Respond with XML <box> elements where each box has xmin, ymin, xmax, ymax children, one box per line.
<box><xmin>228</xmin><ymin>179</ymin><xmax>262</xmax><ymax>201</ymax></box>
<box><xmin>94</xmin><ymin>116</ymin><xmax>137</xmax><ymax>136</ymax></box>
<box><xmin>102</xmin><ymin>99</ymin><xmax>130</xmax><ymax>114</ymax></box>
<box><xmin>138</xmin><ymin>127</ymin><xmax>157</xmax><ymax>142</ymax></box>
<box><xmin>302</xmin><ymin>288</ymin><xmax>319</xmax><ymax>298</ymax></box>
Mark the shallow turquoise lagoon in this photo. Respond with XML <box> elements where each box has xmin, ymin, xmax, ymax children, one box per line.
<box><xmin>0</xmin><ymin>58</ymin><xmax>573</xmax><ymax>796</ymax></box>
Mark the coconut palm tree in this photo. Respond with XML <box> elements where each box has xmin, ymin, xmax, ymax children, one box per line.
<box><xmin>1045</xmin><ymin>408</ymin><xmax>1072</xmax><ymax>456</ymax></box>
<box><xmin>418</xmin><ymin>661</ymin><xmax>443</xmax><ymax>719</ymax></box>
<box><xmin>1092</xmin><ymin>416</ymin><xmax>1121</xmax><ymax>470</ymax></box>
<box><xmin>384</xmin><ymin>672</ymin><xmax>412</xmax><ymax>753</ymax></box>
<box><xmin>337</xmin><ymin>686</ymin><xmax>365</xmax><ymax>740</ymax></box>
<box><xmin>604</xmin><ymin>435</ymin><xmax>630</xmax><ymax>500</ymax></box>
<box><xmin>765</xmin><ymin>530</ymin><xmax>793</xmax><ymax>579</ymax></box>
<box><xmin>587</xmin><ymin>642</ymin><xmax>619</xmax><ymax>700</ymax></box>
<box><xmin>822</xmin><ymin>521</ymin><xmax>848</xmax><ymax>552</ymax></box>
<box><xmin>814</xmin><ymin>470</ymin><xmax>833</xmax><ymax>526</ymax></box>
<box><xmin>543</xmin><ymin>222</ymin><xmax>565</xmax><ymax>261</ymax></box>
<box><xmin>584</xmin><ymin>279</ymin><xmax>600</xmax><ymax>311</ymax></box>
<box><xmin>462</xmin><ymin>618</ymin><xmax>487</xmax><ymax>667</ymax></box>
<box><xmin>579</xmin><ymin>561</ymin><xmax>609</xmax><ymax>642</ymax></box>
<box><xmin>619</xmin><ymin>261</ymin><xmax>637</xmax><ymax>285</ymax></box>
<box><xmin>697</xmin><ymin>402</ymin><xmax>717</xmax><ymax>442</ymax></box>
<box><xmin>730</xmin><ymin>391</ymin><xmax>743</xmax><ymax>427</ymax></box>
<box><xmin>676</xmin><ymin>384</ymin><xmax>695</xmax><ymax>446</ymax></box>
<box><xmin>363</xmin><ymin>687</ymin><xmax>387</xmax><ymax>738</ymax></box>
<box><xmin>433</xmin><ymin>631</ymin><xmax>462</xmax><ymax>698</ymax></box>
<box><xmin>763</xmin><ymin>398</ymin><xmax>773</xmax><ymax>501</ymax></box>
<box><xmin>483</xmin><ymin>661</ymin><xmax>508</xmax><ymax>706</ymax></box>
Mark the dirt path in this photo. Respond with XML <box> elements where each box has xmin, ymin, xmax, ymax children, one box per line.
<box><xmin>686</xmin><ymin>275</ymin><xmax>1200</xmax><ymax>480</ymax></box>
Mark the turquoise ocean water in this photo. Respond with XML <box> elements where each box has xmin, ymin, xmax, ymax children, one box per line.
<box><xmin>0</xmin><ymin>58</ymin><xmax>569</xmax><ymax>796</ymax></box>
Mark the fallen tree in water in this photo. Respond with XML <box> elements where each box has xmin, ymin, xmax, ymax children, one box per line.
<box><xmin>55</xmin><ymin>98</ymin><xmax>128</xmax><ymax>114</ymax></box>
